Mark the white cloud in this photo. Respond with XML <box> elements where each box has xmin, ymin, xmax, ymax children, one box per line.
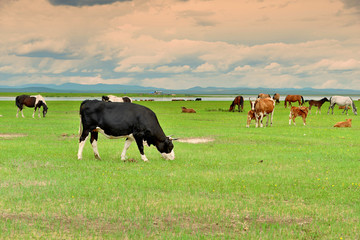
<box><xmin>264</xmin><ymin>62</ymin><xmax>281</xmax><ymax>70</ymax></box>
<box><xmin>316</xmin><ymin>59</ymin><xmax>360</xmax><ymax>70</ymax></box>
<box><xmin>153</xmin><ymin>65</ymin><xmax>191</xmax><ymax>73</ymax></box>
<box><xmin>193</xmin><ymin>63</ymin><xmax>217</xmax><ymax>72</ymax></box>
<box><xmin>233</xmin><ymin>65</ymin><xmax>252</xmax><ymax>72</ymax></box>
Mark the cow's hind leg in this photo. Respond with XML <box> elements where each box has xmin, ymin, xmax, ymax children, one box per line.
<box><xmin>90</xmin><ymin>131</ymin><xmax>101</xmax><ymax>160</ymax></box>
<box><xmin>121</xmin><ymin>136</ymin><xmax>135</xmax><ymax>161</ymax></box>
<box><xmin>270</xmin><ymin>111</ymin><xmax>274</xmax><ymax>126</ymax></box>
<box><xmin>16</xmin><ymin>107</ymin><xmax>21</xmax><ymax>118</ymax></box>
<box><xmin>32</xmin><ymin>107</ymin><xmax>37</xmax><ymax>118</ymax></box>
<box><xmin>134</xmin><ymin>135</ymin><xmax>148</xmax><ymax>162</ymax></box>
<box><xmin>78</xmin><ymin>129</ymin><xmax>90</xmax><ymax>160</ymax></box>
<box><xmin>16</xmin><ymin>105</ymin><xmax>25</xmax><ymax>118</ymax></box>
<box><xmin>266</xmin><ymin>114</ymin><xmax>270</xmax><ymax>127</ymax></box>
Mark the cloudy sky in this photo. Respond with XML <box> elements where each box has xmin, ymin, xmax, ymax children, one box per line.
<box><xmin>0</xmin><ymin>0</ymin><xmax>360</xmax><ymax>90</ymax></box>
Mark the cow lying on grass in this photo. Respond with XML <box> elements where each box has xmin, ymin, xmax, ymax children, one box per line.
<box><xmin>289</xmin><ymin>106</ymin><xmax>309</xmax><ymax>126</ymax></box>
<box><xmin>333</xmin><ymin>119</ymin><xmax>352</xmax><ymax>128</ymax></box>
<box><xmin>181</xmin><ymin>107</ymin><xmax>196</xmax><ymax>113</ymax></box>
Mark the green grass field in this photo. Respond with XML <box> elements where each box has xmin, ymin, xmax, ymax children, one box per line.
<box><xmin>0</xmin><ymin>98</ymin><xmax>359</xmax><ymax>239</ymax></box>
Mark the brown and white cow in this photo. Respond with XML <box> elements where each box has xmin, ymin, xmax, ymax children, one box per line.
<box><xmin>289</xmin><ymin>106</ymin><xmax>309</xmax><ymax>126</ymax></box>
<box><xmin>181</xmin><ymin>107</ymin><xmax>196</xmax><ymax>113</ymax></box>
<box><xmin>333</xmin><ymin>119</ymin><xmax>352</xmax><ymax>128</ymax></box>
<box><xmin>248</xmin><ymin>98</ymin><xmax>275</xmax><ymax>128</ymax></box>
<box><xmin>273</xmin><ymin>93</ymin><xmax>280</xmax><ymax>104</ymax></box>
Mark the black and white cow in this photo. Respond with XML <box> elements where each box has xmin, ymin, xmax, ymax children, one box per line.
<box><xmin>77</xmin><ymin>100</ymin><xmax>175</xmax><ymax>162</ymax></box>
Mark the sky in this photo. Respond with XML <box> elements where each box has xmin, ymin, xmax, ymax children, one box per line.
<box><xmin>0</xmin><ymin>0</ymin><xmax>360</xmax><ymax>90</ymax></box>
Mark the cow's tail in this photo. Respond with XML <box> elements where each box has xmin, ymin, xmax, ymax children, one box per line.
<box><xmin>301</xmin><ymin>96</ymin><xmax>304</xmax><ymax>105</ymax></box>
<box><xmin>78</xmin><ymin>100</ymin><xmax>87</xmax><ymax>137</ymax></box>
<box><xmin>79</xmin><ymin>117</ymin><xmax>83</xmax><ymax>137</ymax></box>
<box><xmin>15</xmin><ymin>96</ymin><xmax>21</xmax><ymax>109</ymax></box>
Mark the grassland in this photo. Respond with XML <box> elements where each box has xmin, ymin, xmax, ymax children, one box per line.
<box><xmin>0</xmin><ymin>98</ymin><xmax>359</xmax><ymax>239</ymax></box>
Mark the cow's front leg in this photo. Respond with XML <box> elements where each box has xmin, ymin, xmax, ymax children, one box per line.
<box><xmin>259</xmin><ymin>113</ymin><xmax>264</xmax><ymax>127</ymax></box>
<box><xmin>292</xmin><ymin>116</ymin><xmax>296</xmax><ymax>125</ymax></box>
<box><xmin>121</xmin><ymin>136</ymin><xmax>134</xmax><ymax>161</ymax></box>
<box><xmin>134</xmin><ymin>136</ymin><xmax>148</xmax><ymax>162</ymax></box>
<box><xmin>78</xmin><ymin>130</ymin><xmax>90</xmax><ymax>160</ymax></box>
<box><xmin>255</xmin><ymin>113</ymin><xmax>260</xmax><ymax>128</ymax></box>
<box><xmin>90</xmin><ymin>131</ymin><xmax>101</xmax><ymax>160</ymax></box>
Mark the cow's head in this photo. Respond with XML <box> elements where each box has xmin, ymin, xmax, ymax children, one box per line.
<box><xmin>249</xmin><ymin>98</ymin><xmax>255</xmax><ymax>111</ymax></box>
<box><xmin>102</xmin><ymin>96</ymin><xmax>110</xmax><ymax>102</ymax></box>
<box><xmin>41</xmin><ymin>102</ymin><xmax>48</xmax><ymax>117</ymax></box>
<box><xmin>157</xmin><ymin>137</ymin><xmax>175</xmax><ymax>160</ymax></box>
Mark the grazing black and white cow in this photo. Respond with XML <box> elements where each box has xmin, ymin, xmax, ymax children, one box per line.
<box><xmin>77</xmin><ymin>100</ymin><xmax>175</xmax><ymax>162</ymax></box>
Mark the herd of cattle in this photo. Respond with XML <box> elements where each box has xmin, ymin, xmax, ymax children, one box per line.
<box><xmin>13</xmin><ymin>93</ymin><xmax>357</xmax><ymax>162</ymax></box>
<box><xmin>232</xmin><ymin>93</ymin><xmax>357</xmax><ymax>128</ymax></box>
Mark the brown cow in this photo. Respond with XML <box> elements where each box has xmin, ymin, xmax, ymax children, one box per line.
<box><xmin>289</xmin><ymin>106</ymin><xmax>309</xmax><ymax>126</ymax></box>
<box><xmin>284</xmin><ymin>95</ymin><xmax>304</xmax><ymax>108</ymax></box>
<box><xmin>181</xmin><ymin>107</ymin><xmax>196</xmax><ymax>113</ymax></box>
<box><xmin>258</xmin><ymin>93</ymin><xmax>271</xmax><ymax>98</ymax></box>
<box><xmin>333</xmin><ymin>119</ymin><xmax>352</xmax><ymax>128</ymax></box>
<box><xmin>249</xmin><ymin>97</ymin><xmax>275</xmax><ymax>128</ymax></box>
<box><xmin>339</xmin><ymin>106</ymin><xmax>351</xmax><ymax>109</ymax></box>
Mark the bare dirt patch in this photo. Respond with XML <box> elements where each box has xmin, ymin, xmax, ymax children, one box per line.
<box><xmin>61</xmin><ymin>133</ymin><xmax>77</xmax><ymax>138</ymax></box>
<box><xmin>177</xmin><ymin>137</ymin><xmax>215</xmax><ymax>144</ymax></box>
<box><xmin>0</xmin><ymin>133</ymin><xmax>27</xmax><ymax>139</ymax></box>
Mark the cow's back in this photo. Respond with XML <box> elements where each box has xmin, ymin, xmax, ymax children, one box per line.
<box><xmin>255</xmin><ymin>98</ymin><xmax>274</xmax><ymax>114</ymax></box>
<box><xmin>80</xmin><ymin>100</ymin><xmax>164</xmax><ymax>136</ymax></box>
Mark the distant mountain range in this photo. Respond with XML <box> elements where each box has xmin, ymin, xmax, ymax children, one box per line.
<box><xmin>0</xmin><ymin>83</ymin><xmax>359</xmax><ymax>95</ymax></box>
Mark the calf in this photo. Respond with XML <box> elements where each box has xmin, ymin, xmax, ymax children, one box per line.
<box><xmin>289</xmin><ymin>106</ymin><xmax>309</xmax><ymax>126</ymax></box>
<box><xmin>181</xmin><ymin>107</ymin><xmax>196</xmax><ymax>113</ymax></box>
<box><xmin>333</xmin><ymin>119</ymin><xmax>352</xmax><ymax>128</ymax></box>
<box><xmin>249</xmin><ymin>98</ymin><xmax>275</xmax><ymax>127</ymax></box>
<box><xmin>246</xmin><ymin>110</ymin><xmax>260</xmax><ymax>128</ymax></box>
<box><xmin>77</xmin><ymin>100</ymin><xmax>175</xmax><ymax>162</ymax></box>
